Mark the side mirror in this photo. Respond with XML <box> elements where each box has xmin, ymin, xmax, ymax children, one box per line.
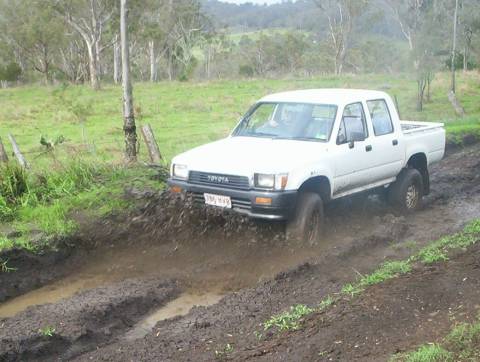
<box><xmin>337</xmin><ymin>132</ymin><xmax>347</xmax><ymax>145</ymax></box>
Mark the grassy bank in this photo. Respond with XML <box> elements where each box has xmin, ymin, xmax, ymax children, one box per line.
<box><xmin>0</xmin><ymin>162</ymin><xmax>164</xmax><ymax>253</ymax></box>
<box><xmin>261</xmin><ymin>219</ymin><xmax>480</xmax><ymax>335</ymax></box>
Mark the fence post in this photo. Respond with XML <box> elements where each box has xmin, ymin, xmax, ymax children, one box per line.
<box><xmin>0</xmin><ymin>137</ymin><xmax>8</xmax><ymax>164</ymax></box>
<box><xmin>141</xmin><ymin>124</ymin><xmax>162</xmax><ymax>164</ymax></box>
<box><xmin>7</xmin><ymin>133</ymin><xmax>29</xmax><ymax>169</ymax></box>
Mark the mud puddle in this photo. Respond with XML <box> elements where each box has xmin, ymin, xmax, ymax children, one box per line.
<box><xmin>124</xmin><ymin>292</ymin><xmax>224</xmax><ymax>340</ymax></box>
<box><xmin>0</xmin><ymin>273</ymin><xmax>111</xmax><ymax>318</ymax></box>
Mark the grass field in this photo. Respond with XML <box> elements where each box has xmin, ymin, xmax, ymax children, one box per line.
<box><xmin>0</xmin><ymin>72</ymin><xmax>479</xmax><ymax>253</ymax></box>
<box><xmin>1</xmin><ymin>72</ymin><xmax>479</xmax><ymax>166</ymax></box>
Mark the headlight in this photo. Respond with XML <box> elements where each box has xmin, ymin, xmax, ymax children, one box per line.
<box><xmin>172</xmin><ymin>164</ymin><xmax>188</xmax><ymax>179</ymax></box>
<box><xmin>254</xmin><ymin>173</ymin><xmax>288</xmax><ymax>190</ymax></box>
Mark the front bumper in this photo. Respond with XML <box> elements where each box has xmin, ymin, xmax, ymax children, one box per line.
<box><xmin>167</xmin><ymin>178</ymin><xmax>297</xmax><ymax>220</ymax></box>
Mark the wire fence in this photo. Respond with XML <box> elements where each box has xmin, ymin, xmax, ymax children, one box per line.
<box><xmin>0</xmin><ymin>125</ymin><xmax>166</xmax><ymax>169</ymax></box>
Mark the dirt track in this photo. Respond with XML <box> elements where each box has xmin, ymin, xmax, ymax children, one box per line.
<box><xmin>0</xmin><ymin>144</ymin><xmax>479</xmax><ymax>361</ymax></box>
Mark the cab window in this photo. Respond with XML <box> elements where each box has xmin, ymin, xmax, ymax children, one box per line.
<box><xmin>337</xmin><ymin>102</ymin><xmax>368</xmax><ymax>144</ymax></box>
<box><xmin>367</xmin><ymin>99</ymin><xmax>394</xmax><ymax>136</ymax></box>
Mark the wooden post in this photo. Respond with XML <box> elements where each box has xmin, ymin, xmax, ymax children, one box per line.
<box><xmin>0</xmin><ymin>137</ymin><xmax>8</xmax><ymax>164</ymax></box>
<box><xmin>141</xmin><ymin>124</ymin><xmax>162</xmax><ymax>164</ymax></box>
<box><xmin>7</xmin><ymin>133</ymin><xmax>29</xmax><ymax>168</ymax></box>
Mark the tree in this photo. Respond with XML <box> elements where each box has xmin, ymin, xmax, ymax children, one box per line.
<box><xmin>0</xmin><ymin>0</ymin><xmax>63</xmax><ymax>84</ymax></box>
<box><xmin>121</xmin><ymin>0</ymin><xmax>137</xmax><ymax>162</ymax></box>
<box><xmin>54</xmin><ymin>0</ymin><xmax>117</xmax><ymax>90</ymax></box>
<box><xmin>313</xmin><ymin>0</ymin><xmax>369</xmax><ymax>74</ymax></box>
<box><xmin>387</xmin><ymin>0</ymin><xmax>442</xmax><ymax>111</ymax></box>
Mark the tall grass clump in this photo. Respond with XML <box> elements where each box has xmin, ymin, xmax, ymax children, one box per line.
<box><xmin>0</xmin><ymin>160</ymin><xmax>99</xmax><ymax>221</ymax></box>
<box><xmin>0</xmin><ymin>163</ymin><xmax>30</xmax><ymax>220</ymax></box>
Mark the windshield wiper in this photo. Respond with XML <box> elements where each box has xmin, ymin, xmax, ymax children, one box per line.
<box><xmin>239</xmin><ymin>132</ymin><xmax>277</xmax><ymax>138</ymax></box>
<box><xmin>273</xmin><ymin>136</ymin><xmax>322</xmax><ymax>142</ymax></box>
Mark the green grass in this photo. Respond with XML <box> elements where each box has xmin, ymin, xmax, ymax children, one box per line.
<box><xmin>392</xmin><ymin>315</ymin><xmax>480</xmax><ymax>361</ymax></box>
<box><xmin>0</xmin><ymin>161</ymin><xmax>165</xmax><ymax>253</ymax></box>
<box><xmin>264</xmin><ymin>304</ymin><xmax>315</xmax><ymax>332</ymax></box>
<box><xmin>393</xmin><ymin>344</ymin><xmax>453</xmax><ymax>362</ymax></box>
<box><xmin>0</xmin><ymin>72</ymin><xmax>478</xmax><ymax>168</ymax></box>
<box><xmin>261</xmin><ymin>219</ymin><xmax>480</xmax><ymax>336</ymax></box>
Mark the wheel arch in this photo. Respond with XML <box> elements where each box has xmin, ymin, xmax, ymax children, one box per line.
<box><xmin>298</xmin><ymin>176</ymin><xmax>332</xmax><ymax>203</ymax></box>
<box><xmin>407</xmin><ymin>152</ymin><xmax>430</xmax><ymax>195</ymax></box>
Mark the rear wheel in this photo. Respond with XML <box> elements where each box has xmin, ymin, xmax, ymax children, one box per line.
<box><xmin>388</xmin><ymin>168</ymin><xmax>424</xmax><ymax>213</ymax></box>
<box><xmin>286</xmin><ymin>192</ymin><xmax>324</xmax><ymax>244</ymax></box>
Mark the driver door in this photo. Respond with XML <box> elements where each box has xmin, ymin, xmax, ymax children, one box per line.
<box><xmin>332</xmin><ymin>102</ymin><xmax>374</xmax><ymax>196</ymax></box>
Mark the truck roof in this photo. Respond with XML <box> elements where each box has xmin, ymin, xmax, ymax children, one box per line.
<box><xmin>259</xmin><ymin>88</ymin><xmax>390</xmax><ymax>105</ymax></box>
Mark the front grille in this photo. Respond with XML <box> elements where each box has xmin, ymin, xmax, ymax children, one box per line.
<box><xmin>192</xmin><ymin>192</ymin><xmax>252</xmax><ymax>212</ymax></box>
<box><xmin>189</xmin><ymin>171</ymin><xmax>250</xmax><ymax>190</ymax></box>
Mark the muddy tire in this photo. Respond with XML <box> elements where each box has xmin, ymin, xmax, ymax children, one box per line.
<box><xmin>286</xmin><ymin>192</ymin><xmax>324</xmax><ymax>244</ymax></box>
<box><xmin>388</xmin><ymin>168</ymin><xmax>424</xmax><ymax>213</ymax></box>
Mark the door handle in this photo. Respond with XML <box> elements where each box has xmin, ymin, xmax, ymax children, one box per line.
<box><xmin>365</xmin><ymin>145</ymin><xmax>372</xmax><ymax>152</ymax></box>
<box><xmin>392</xmin><ymin>139</ymin><xmax>398</xmax><ymax>146</ymax></box>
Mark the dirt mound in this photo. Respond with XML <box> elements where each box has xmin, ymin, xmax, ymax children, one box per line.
<box><xmin>0</xmin><ymin>278</ymin><xmax>179</xmax><ymax>361</ymax></box>
<box><xmin>0</xmin><ymin>246</ymin><xmax>74</xmax><ymax>303</ymax></box>
<box><xmin>233</xmin><ymin>243</ymin><xmax>480</xmax><ymax>361</ymax></box>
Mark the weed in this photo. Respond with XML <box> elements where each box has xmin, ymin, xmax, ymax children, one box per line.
<box><xmin>417</xmin><ymin>246</ymin><xmax>449</xmax><ymax>264</ymax></box>
<box><xmin>264</xmin><ymin>304</ymin><xmax>314</xmax><ymax>332</ymax></box>
<box><xmin>392</xmin><ymin>343</ymin><xmax>452</xmax><ymax>362</ymax></box>
<box><xmin>361</xmin><ymin>260</ymin><xmax>411</xmax><ymax>286</ymax></box>
<box><xmin>342</xmin><ymin>283</ymin><xmax>364</xmax><ymax>297</ymax></box>
<box><xmin>38</xmin><ymin>326</ymin><xmax>56</xmax><ymax>338</ymax></box>
<box><xmin>445</xmin><ymin>319</ymin><xmax>480</xmax><ymax>360</ymax></box>
<box><xmin>0</xmin><ymin>258</ymin><xmax>16</xmax><ymax>273</ymax></box>
<box><xmin>318</xmin><ymin>295</ymin><xmax>334</xmax><ymax>310</ymax></box>
<box><xmin>253</xmin><ymin>330</ymin><xmax>263</xmax><ymax>340</ymax></box>
<box><xmin>214</xmin><ymin>343</ymin><xmax>234</xmax><ymax>360</ymax></box>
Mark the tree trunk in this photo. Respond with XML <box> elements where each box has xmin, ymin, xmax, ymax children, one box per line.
<box><xmin>113</xmin><ymin>34</ymin><xmax>121</xmax><ymax>84</ymax></box>
<box><xmin>463</xmin><ymin>43</ymin><xmax>468</xmax><ymax>72</ymax></box>
<box><xmin>87</xmin><ymin>42</ymin><xmax>100</xmax><ymax>90</ymax></box>
<box><xmin>448</xmin><ymin>90</ymin><xmax>465</xmax><ymax>117</ymax></box>
<box><xmin>121</xmin><ymin>0</ymin><xmax>137</xmax><ymax>163</ymax></box>
<box><xmin>149</xmin><ymin>40</ymin><xmax>157</xmax><ymax>82</ymax></box>
<box><xmin>451</xmin><ymin>0</ymin><xmax>459</xmax><ymax>93</ymax></box>
<box><xmin>417</xmin><ymin>78</ymin><xmax>426</xmax><ymax>111</ymax></box>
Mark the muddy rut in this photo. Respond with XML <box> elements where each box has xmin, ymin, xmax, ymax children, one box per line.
<box><xmin>0</xmin><ymin>144</ymin><xmax>479</xmax><ymax>361</ymax></box>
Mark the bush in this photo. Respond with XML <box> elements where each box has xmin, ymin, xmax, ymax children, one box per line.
<box><xmin>0</xmin><ymin>62</ymin><xmax>22</xmax><ymax>82</ymax></box>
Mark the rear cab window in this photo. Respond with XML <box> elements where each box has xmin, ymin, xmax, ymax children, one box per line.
<box><xmin>366</xmin><ymin>99</ymin><xmax>394</xmax><ymax>136</ymax></box>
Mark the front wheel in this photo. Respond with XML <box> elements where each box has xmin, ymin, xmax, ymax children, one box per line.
<box><xmin>286</xmin><ymin>192</ymin><xmax>324</xmax><ymax>244</ymax></box>
<box><xmin>388</xmin><ymin>168</ymin><xmax>424</xmax><ymax>213</ymax></box>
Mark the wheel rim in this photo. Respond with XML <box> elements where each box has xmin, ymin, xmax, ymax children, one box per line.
<box><xmin>405</xmin><ymin>184</ymin><xmax>418</xmax><ymax>209</ymax></box>
<box><xmin>305</xmin><ymin>209</ymin><xmax>320</xmax><ymax>243</ymax></box>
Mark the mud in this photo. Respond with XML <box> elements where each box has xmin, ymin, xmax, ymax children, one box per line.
<box><xmin>0</xmin><ymin>143</ymin><xmax>479</xmax><ymax>361</ymax></box>
<box><xmin>233</xmin><ymin>242</ymin><xmax>480</xmax><ymax>361</ymax></box>
<box><xmin>0</xmin><ymin>278</ymin><xmax>179</xmax><ymax>361</ymax></box>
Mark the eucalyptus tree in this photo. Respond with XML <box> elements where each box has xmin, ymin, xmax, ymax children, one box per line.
<box><xmin>312</xmin><ymin>0</ymin><xmax>369</xmax><ymax>74</ymax></box>
<box><xmin>53</xmin><ymin>0</ymin><xmax>118</xmax><ymax>90</ymax></box>
<box><xmin>0</xmin><ymin>0</ymin><xmax>63</xmax><ymax>84</ymax></box>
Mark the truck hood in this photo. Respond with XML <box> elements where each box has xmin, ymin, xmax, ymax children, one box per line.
<box><xmin>172</xmin><ymin>136</ymin><xmax>330</xmax><ymax>176</ymax></box>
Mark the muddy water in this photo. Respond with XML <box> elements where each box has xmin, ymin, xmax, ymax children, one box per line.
<box><xmin>0</xmin><ymin>232</ymin><xmax>334</xmax><ymax>318</ymax></box>
<box><xmin>123</xmin><ymin>292</ymin><xmax>224</xmax><ymax>340</ymax></box>
<box><xmin>0</xmin><ymin>273</ymin><xmax>112</xmax><ymax>318</ymax></box>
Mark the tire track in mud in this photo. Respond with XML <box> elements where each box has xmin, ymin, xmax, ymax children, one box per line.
<box><xmin>1</xmin><ymin>144</ymin><xmax>479</xmax><ymax>361</ymax></box>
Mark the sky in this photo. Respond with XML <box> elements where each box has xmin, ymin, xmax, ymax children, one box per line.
<box><xmin>219</xmin><ymin>0</ymin><xmax>285</xmax><ymax>4</ymax></box>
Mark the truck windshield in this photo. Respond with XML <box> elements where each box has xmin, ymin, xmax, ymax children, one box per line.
<box><xmin>234</xmin><ymin>102</ymin><xmax>338</xmax><ymax>142</ymax></box>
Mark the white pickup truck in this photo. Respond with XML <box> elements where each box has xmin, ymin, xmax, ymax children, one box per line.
<box><xmin>168</xmin><ymin>89</ymin><xmax>445</xmax><ymax>242</ymax></box>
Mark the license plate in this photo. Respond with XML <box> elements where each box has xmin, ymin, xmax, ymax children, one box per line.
<box><xmin>204</xmin><ymin>193</ymin><xmax>232</xmax><ymax>208</ymax></box>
